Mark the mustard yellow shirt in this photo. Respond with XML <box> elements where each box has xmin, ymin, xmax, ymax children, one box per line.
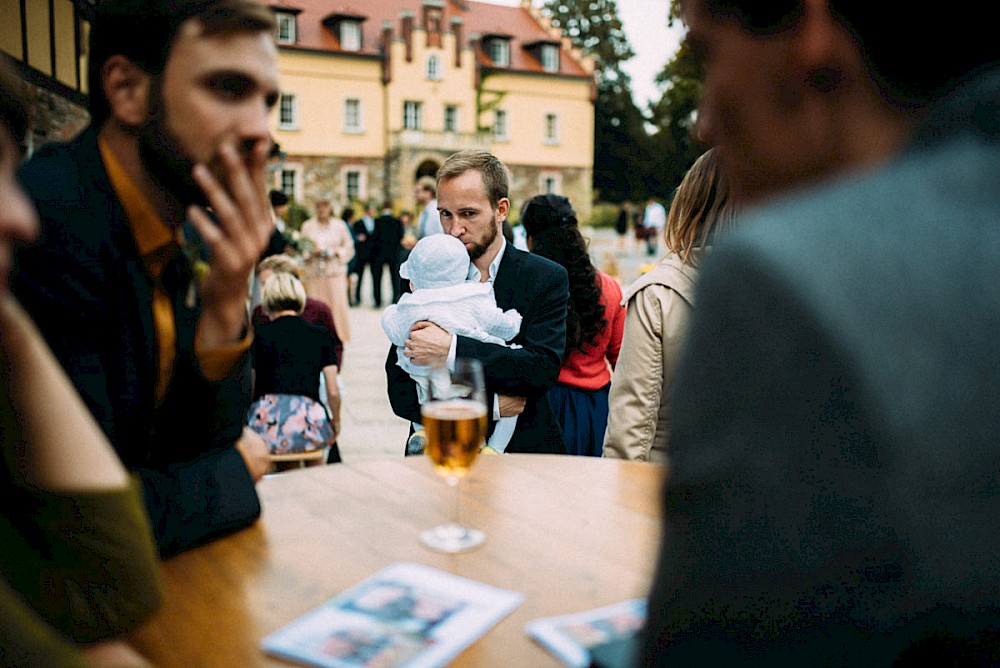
<box><xmin>98</xmin><ymin>139</ymin><xmax>250</xmax><ymax>401</ymax></box>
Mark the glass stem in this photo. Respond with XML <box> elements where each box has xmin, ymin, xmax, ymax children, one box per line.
<box><xmin>447</xmin><ymin>475</ymin><xmax>460</xmax><ymax>528</ymax></box>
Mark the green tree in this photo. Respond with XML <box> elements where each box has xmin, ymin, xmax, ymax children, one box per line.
<box><xmin>543</xmin><ymin>0</ymin><xmax>648</xmax><ymax>203</ymax></box>
<box><xmin>645</xmin><ymin>34</ymin><xmax>705</xmax><ymax>197</ymax></box>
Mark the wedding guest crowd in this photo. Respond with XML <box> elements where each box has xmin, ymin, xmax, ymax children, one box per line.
<box><xmin>6</xmin><ymin>0</ymin><xmax>999</xmax><ymax>662</ymax></box>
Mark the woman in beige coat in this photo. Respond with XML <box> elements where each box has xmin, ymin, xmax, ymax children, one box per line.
<box><xmin>604</xmin><ymin>149</ymin><xmax>738</xmax><ymax>464</ymax></box>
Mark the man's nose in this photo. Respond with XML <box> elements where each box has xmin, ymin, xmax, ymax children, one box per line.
<box><xmin>239</xmin><ymin>97</ymin><xmax>272</xmax><ymax>140</ymax></box>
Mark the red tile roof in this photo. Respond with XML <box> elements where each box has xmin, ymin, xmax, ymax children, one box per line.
<box><xmin>266</xmin><ymin>0</ymin><xmax>591</xmax><ymax>77</ymax></box>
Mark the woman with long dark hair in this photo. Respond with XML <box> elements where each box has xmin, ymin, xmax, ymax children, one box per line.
<box><xmin>521</xmin><ymin>194</ymin><xmax>625</xmax><ymax>456</ymax></box>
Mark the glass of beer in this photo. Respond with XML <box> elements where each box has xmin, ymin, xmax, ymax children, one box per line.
<box><xmin>419</xmin><ymin>358</ymin><xmax>487</xmax><ymax>553</ymax></box>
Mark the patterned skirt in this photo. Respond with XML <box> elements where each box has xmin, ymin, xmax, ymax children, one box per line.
<box><xmin>247</xmin><ymin>393</ymin><xmax>333</xmax><ymax>454</ymax></box>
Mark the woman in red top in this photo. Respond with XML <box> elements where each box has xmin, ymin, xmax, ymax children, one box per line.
<box><xmin>521</xmin><ymin>194</ymin><xmax>625</xmax><ymax>456</ymax></box>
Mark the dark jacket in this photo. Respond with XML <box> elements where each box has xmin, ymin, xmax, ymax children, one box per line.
<box><xmin>14</xmin><ymin>126</ymin><xmax>260</xmax><ymax>557</ymax></box>
<box><xmin>386</xmin><ymin>244</ymin><xmax>569</xmax><ymax>454</ymax></box>
<box><xmin>641</xmin><ymin>67</ymin><xmax>1000</xmax><ymax>664</ymax></box>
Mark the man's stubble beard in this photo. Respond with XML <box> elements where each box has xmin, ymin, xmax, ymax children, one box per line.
<box><xmin>138</xmin><ymin>84</ymin><xmax>210</xmax><ymax>210</ymax></box>
<box><xmin>465</xmin><ymin>218</ymin><xmax>498</xmax><ymax>262</ymax></box>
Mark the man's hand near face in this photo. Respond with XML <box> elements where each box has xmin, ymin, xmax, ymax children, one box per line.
<box><xmin>188</xmin><ymin>136</ymin><xmax>274</xmax><ymax>348</ymax></box>
<box><xmin>404</xmin><ymin>321</ymin><xmax>452</xmax><ymax>367</ymax></box>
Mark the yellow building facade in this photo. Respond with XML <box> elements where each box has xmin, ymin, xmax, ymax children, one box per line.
<box><xmin>268</xmin><ymin>0</ymin><xmax>595</xmax><ymax>222</ymax></box>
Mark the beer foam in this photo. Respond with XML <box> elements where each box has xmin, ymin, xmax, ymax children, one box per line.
<box><xmin>421</xmin><ymin>398</ymin><xmax>487</xmax><ymax>420</ymax></box>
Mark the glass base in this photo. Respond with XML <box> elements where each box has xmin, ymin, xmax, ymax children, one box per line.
<box><xmin>420</xmin><ymin>522</ymin><xmax>485</xmax><ymax>553</ymax></box>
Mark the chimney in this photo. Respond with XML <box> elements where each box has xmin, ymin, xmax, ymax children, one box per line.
<box><xmin>400</xmin><ymin>10</ymin><xmax>414</xmax><ymax>63</ymax></box>
<box><xmin>450</xmin><ymin>16</ymin><xmax>463</xmax><ymax>68</ymax></box>
<box><xmin>381</xmin><ymin>20</ymin><xmax>393</xmax><ymax>84</ymax></box>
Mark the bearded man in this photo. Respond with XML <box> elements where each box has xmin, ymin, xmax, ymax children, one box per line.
<box><xmin>385</xmin><ymin>149</ymin><xmax>569</xmax><ymax>455</ymax></box>
<box><xmin>14</xmin><ymin>0</ymin><xmax>279</xmax><ymax>556</ymax></box>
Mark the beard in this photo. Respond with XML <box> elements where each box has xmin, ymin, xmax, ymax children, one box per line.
<box><xmin>465</xmin><ymin>219</ymin><xmax>498</xmax><ymax>261</ymax></box>
<box><xmin>138</xmin><ymin>85</ymin><xmax>211</xmax><ymax>209</ymax></box>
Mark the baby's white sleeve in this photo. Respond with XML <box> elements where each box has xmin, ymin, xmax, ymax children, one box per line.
<box><xmin>380</xmin><ymin>305</ymin><xmax>411</xmax><ymax>346</ymax></box>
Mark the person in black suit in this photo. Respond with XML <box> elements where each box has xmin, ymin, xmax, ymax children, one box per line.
<box><xmin>640</xmin><ymin>0</ymin><xmax>1000</xmax><ymax>663</ymax></box>
<box><xmin>350</xmin><ymin>203</ymin><xmax>376</xmax><ymax>306</ymax></box>
<box><xmin>13</xmin><ymin>0</ymin><xmax>276</xmax><ymax>556</ymax></box>
<box><xmin>386</xmin><ymin>149</ymin><xmax>569</xmax><ymax>455</ymax></box>
<box><xmin>370</xmin><ymin>202</ymin><xmax>405</xmax><ymax>306</ymax></box>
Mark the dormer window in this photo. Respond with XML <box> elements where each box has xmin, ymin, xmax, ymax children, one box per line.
<box><xmin>487</xmin><ymin>37</ymin><xmax>510</xmax><ymax>67</ymax></box>
<box><xmin>324</xmin><ymin>13</ymin><xmax>366</xmax><ymax>52</ymax></box>
<box><xmin>526</xmin><ymin>40</ymin><xmax>561</xmax><ymax>73</ymax></box>
<box><xmin>540</xmin><ymin>44</ymin><xmax>560</xmax><ymax>72</ymax></box>
<box><xmin>275</xmin><ymin>12</ymin><xmax>297</xmax><ymax>45</ymax></box>
<box><xmin>340</xmin><ymin>20</ymin><xmax>362</xmax><ymax>51</ymax></box>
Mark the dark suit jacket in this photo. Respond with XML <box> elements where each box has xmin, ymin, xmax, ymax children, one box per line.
<box><xmin>351</xmin><ymin>218</ymin><xmax>374</xmax><ymax>263</ymax></box>
<box><xmin>14</xmin><ymin>126</ymin><xmax>260</xmax><ymax>557</ymax></box>
<box><xmin>371</xmin><ymin>212</ymin><xmax>404</xmax><ymax>266</ymax></box>
<box><xmin>640</xmin><ymin>68</ymin><xmax>1000</xmax><ymax>664</ymax></box>
<box><xmin>386</xmin><ymin>244</ymin><xmax>569</xmax><ymax>454</ymax></box>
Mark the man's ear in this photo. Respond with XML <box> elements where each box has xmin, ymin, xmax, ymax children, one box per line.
<box><xmin>100</xmin><ymin>55</ymin><xmax>151</xmax><ymax>127</ymax></box>
<box><xmin>495</xmin><ymin>197</ymin><xmax>510</xmax><ymax>223</ymax></box>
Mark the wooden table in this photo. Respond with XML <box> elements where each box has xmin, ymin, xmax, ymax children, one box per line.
<box><xmin>130</xmin><ymin>455</ymin><xmax>665</xmax><ymax>666</ymax></box>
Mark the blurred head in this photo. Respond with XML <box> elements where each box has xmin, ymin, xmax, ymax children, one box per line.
<box><xmin>680</xmin><ymin>0</ymin><xmax>993</xmax><ymax>203</ymax></box>
<box><xmin>0</xmin><ymin>59</ymin><xmax>39</xmax><ymax>293</ymax></box>
<box><xmin>665</xmin><ymin>149</ymin><xmax>738</xmax><ymax>267</ymax></box>
<box><xmin>414</xmin><ymin>175</ymin><xmax>436</xmax><ymax>205</ymax></box>
<box><xmin>262</xmin><ymin>272</ymin><xmax>306</xmax><ymax>316</ymax></box>
<box><xmin>255</xmin><ymin>254</ymin><xmax>301</xmax><ymax>285</ymax></box>
<box><xmin>315</xmin><ymin>199</ymin><xmax>333</xmax><ymax>221</ymax></box>
<box><xmin>269</xmin><ymin>189</ymin><xmax>289</xmax><ymax>218</ymax></box>
<box><xmin>520</xmin><ymin>194</ymin><xmax>605</xmax><ymax>353</ymax></box>
<box><xmin>342</xmin><ymin>206</ymin><xmax>355</xmax><ymax>223</ymax></box>
<box><xmin>436</xmin><ymin>150</ymin><xmax>510</xmax><ymax>262</ymax></box>
<box><xmin>91</xmin><ymin>0</ymin><xmax>278</xmax><ymax>210</ymax></box>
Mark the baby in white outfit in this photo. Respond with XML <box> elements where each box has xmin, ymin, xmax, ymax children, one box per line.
<box><xmin>381</xmin><ymin>234</ymin><xmax>522</xmax><ymax>451</ymax></box>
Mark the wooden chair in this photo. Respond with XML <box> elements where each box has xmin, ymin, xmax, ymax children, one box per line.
<box><xmin>267</xmin><ymin>448</ymin><xmax>327</xmax><ymax>474</ymax></box>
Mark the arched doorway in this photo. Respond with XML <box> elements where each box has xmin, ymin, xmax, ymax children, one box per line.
<box><xmin>415</xmin><ymin>159</ymin><xmax>440</xmax><ymax>181</ymax></box>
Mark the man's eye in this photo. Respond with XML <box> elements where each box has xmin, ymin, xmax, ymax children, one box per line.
<box><xmin>208</xmin><ymin>76</ymin><xmax>252</xmax><ymax>98</ymax></box>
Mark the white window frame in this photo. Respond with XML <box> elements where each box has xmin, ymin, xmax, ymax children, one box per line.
<box><xmin>539</xmin><ymin>170</ymin><xmax>562</xmax><ymax>195</ymax></box>
<box><xmin>278</xmin><ymin>93</ymin><xmax>298</xmax><ymax>130</ymax></box>
<box><xmin>344</xmin><ymin>98</ymin><xmax>363</xmax><ymax>134</ymax></box>
<box><xmin>340</xmin><ymin>20</ymin><xmax>361</xmax><ymax>52</ymax></box>
<box><xmin>443</xmin><ymin>104</ymin><xmax>458</xmax><ymax>133</ymax></box>
<box><xmin>403</xmin><ymin>101</ymin><xmax>424</xmax><ymax>131</ymax></box>
<box><xmin>540</xmin><ymin>44</ymin><xmax>559</xmax><ymax>72</ymax></box>
<box><xmin>278</xmin><ymin>164</ymin><xmax>303</xmax><ymax>202</ymax></box>
<box><xmin>544</xmin><ymin>113</ymin><xmax>559</xmax><ymax>145</ymax></box>
<box><xmin>489</xmin><ymin>38</ymin><xmax>510</xmax><ymax>67</ymax></box>
<box><xmin>493</xmin><ymin>109</ymin><xmax>508</xmax><ymax>141</ymax></box>
<box><xmin>339</xmin><ymin>165</ymin><xmax>367</xmax><ymax>203</ymax></box>
<box><xmin>275</xmin><ymin>13</ymin><xmax>296</xmax><ymax>45</ymax></box>
<box><xmin>426</xmin><ymin>54</ymin><xmax>442</xmax><ymax>81</ymax></box>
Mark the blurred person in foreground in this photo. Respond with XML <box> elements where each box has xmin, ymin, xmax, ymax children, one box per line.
<box><xmin>641</xmin><ymin>0</ymin><xmax>1000</xmax><ymax>663</ymax></box>
<box><xmin>520</xmin><ymin>194</ymin><xmax>624</xmax><ymax>457</ymax></box>
<box><xmin>386</xmin><ymin>149</ymin><xmax>569</xmax><ymax>455</ymax></box>
<box><xmin>0</xmin><ymin>58</ymin><xmax>162</xmax><ymax>668</ymax></box>
<box><xmin>13</xmin><ymin>0</ymin><xmax>278</xmax><ymax>557</ymax></box>
<box><xmin>604</xmin><ymin>149</ymin><xmax>737</xmax><ymax>464</ymax></box>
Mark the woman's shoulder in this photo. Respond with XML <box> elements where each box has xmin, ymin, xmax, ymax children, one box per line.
<box><xmin>622</xmin><ymin>255</ymin><xmax>698</xmax><ymax>305</ymax></box>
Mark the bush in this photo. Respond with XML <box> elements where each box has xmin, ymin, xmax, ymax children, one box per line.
<box><xmin>586</xmin><ymin>202</ymin><xmax>620</xmax><ymax>229</ymax></box>
<box><xmin>284</xmin><ymin>199</ymin><xmax>310</xmax><ymax>231</ymax></box>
